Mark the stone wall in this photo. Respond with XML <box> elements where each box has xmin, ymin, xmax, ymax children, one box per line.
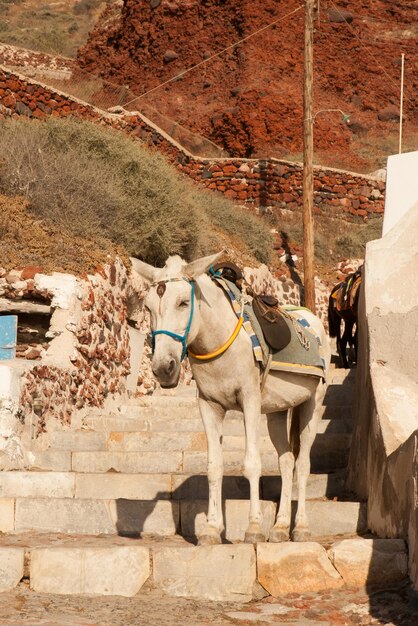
<box><xmin>0</xmin><ymin>44</ymin><xmax>74</xmax><ymax>81</ymax></box>
<box><xmin>0</xmin><ymin>66</ymin><xmax>385</xmax><ymax>221</ymax></box>
<box><xmin>0</xmin><ymin>259</ymin><xmax>138</xmax><ymax>466</ymax></box>
<box><xmin>347</xmin><ymin>202</ymin><xmax>418</xmax><ymax>589</ymax></box>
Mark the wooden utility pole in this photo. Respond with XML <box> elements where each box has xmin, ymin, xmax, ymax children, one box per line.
<box><xmin>399</xmin><ymin>53</ymin><xmax>405</xmax><ymax>154</ymax></box>
<box><xmin>303</xmin><ymin>0</ymin><xmax>316</xmax><ymax>312</ymax></box>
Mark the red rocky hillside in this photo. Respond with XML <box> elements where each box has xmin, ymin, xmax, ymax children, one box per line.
<box><xmin>77</xmin><ymin>0</ymin><xmax>417</xmax><ymax>172</ymax></box>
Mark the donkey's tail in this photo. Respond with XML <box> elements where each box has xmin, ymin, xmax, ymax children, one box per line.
<box><xmin>328</xmin><ymin>291</ymin><xmax>341</xmax><ymax>339</ymax></box>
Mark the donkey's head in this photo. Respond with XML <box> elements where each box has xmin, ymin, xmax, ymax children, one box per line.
<box><xmin>131</xmin><ymin>252</ymin><xmax>222</xmax><ymax>388</ymax></box>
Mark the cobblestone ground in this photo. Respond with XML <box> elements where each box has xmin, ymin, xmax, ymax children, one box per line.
<box><xmin>0</xmin><ymin>582</ymin><xmax>418</xmax><ymax>626</ymax></box>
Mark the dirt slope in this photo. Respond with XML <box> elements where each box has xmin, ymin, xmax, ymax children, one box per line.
<box><xmin>77</xmin><ymin>0</ymin><xmax>417</xmax><ymax>172</ymax></box>
<box><xmin>0</xmin><ymin>195</ymin><xmax>123</xmax><ymax>275</ymax></box>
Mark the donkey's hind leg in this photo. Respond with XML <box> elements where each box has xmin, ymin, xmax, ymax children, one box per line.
<box><xmin>242</xmin><ymin>393</ymin><xmax>265</xmax><ymax>544</ymax></box>
<box><xmin>292</xmin><ymin>382</ymin><xmax>325</xmax><ymax>541</ymax></box>
<box><xmin>267</xmin><ymin>410</ymin><xmax>295</xmax><ymax>542</ymax></box>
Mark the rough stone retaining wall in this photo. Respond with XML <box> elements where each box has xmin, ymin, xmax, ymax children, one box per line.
<box><xmin>0</xmin><ymin>66</ymin><xmax>385</xmax><ymax>220</ymax></box>
<box><xmin>0</xmin><ymin>44</ymin><xmax>74</xmax><ymax>81</ymax></box>
<box><xmin>348</xmin><ymin>202</ymin><xmax>418</xmax><ymax>590</ymax></box>
<box><xmin>0</xmin><ymin>259</ymin><xmax>135</xmax><ymax>465</ymax></box>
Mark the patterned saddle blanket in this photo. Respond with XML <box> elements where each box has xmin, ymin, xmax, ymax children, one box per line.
<box><xmin>214</xmin><ymin>276</ymin><xmax>326</xmax><ymax>379</ymax></box>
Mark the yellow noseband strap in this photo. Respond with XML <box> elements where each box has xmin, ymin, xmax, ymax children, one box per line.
<box><xmin>188</xmin><ymin>315</ymin><xmax>244</xmax><ymax>361</ymax></box>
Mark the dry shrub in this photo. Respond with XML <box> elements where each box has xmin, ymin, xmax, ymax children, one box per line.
<box><xmin>0</xmin><ymin>118</ymin><xmax>272</xmax><ymax>267</ymax></box>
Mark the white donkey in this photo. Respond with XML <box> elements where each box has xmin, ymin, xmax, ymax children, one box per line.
<box><xmin>132</xmin><ymin>253</ymin><xmax>330</xmax><ymax>545</ymax></box>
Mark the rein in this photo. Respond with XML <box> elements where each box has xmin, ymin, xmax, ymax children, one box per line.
<box><xmin>149</xmin><ymin>273</ymin><xmax>243</xmax><ymax>362</ymax></box>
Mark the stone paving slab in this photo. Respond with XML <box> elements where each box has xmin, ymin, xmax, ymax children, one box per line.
<box><xmin>14</xmin><ymin>498</ymin><xmax>179</xmax><ymax>536</ymax></box>
<box><xmin>0</xmin><ymin>451</ymin><xmax>71</xmax><ymax>472</ymax></box>
<box><xmin>75</xmin><ymin>472</ymin><xmax>172</xmax><ymax>500</ymax></box>
<box><xmin>0</xmin><ymin>472</ymin><xmax>75</xmax><ymax>499</ymax></box>
<box><xmin>0</xmin><ymin>580</ymin><xmax>417</xmax><ymax>625</ymax></box>
<box><xmin>72</xmin><ymin>450</ymin><xmax>183</xmax><ymax>473</ymax></box>
<box><xmin>152</xmin><ymin>543</ymin><xmax>256</xmax><ymax>601</ymax></box>
<box><xmin>0</xmin><ymin>548</ymin><xmax>24</xmax><ymax>592</ymax></box>
<box><xmin>30</xmin><ymin>545</ymin><xmax>150</xmax><ymax>596</ymax></box>
<box><xmin>0</xmin><ymin>499</ymin><xmax>14</xmax><ymax>532</ymax></box>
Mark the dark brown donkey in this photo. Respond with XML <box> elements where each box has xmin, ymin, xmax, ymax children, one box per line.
<box><xmin>328</xmin><ymin>266</ymin><xmax>363</xmax><ymax>368</ymax></box>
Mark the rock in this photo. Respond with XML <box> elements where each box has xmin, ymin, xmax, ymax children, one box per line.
<box><xmin>163</xmin><ymin>50</ymin><xmax>179</xmax><ymax>63</ymax></box>
<box><xmin>15</xmin><ymin>101</ymin><xmax>32</xmax><ymax>117</ymax></box>
<box><xmin>150</xmin><ymin>0</ymin><xmax>161</xmax><ymax>7</ymax></box>
<box><xmin>369</xmin><ymin>168</ymin><xmax>387</xmax><ymax>181</ymax></box>
<box><xmin>20</xmin><ymin>266</ymin><xmax>43</xmax><ymax>280</ymax></box>
<box><xmin>328</xmin><ymin>538</ymin><xmax>408</xmax><ymax>587</ymax></box>
<box><xmin>347</xmin><ymin>120</ymin><xmax>368</xmax><ymax>135</ymax></box>
<box><xmin>24</xmin><ymin>347</ymin><xmax>42</xmax><ymax>360</ymax></box>
<box><xmin>30</xmin><ymin>546</ymin><xmax>150</xmax><ymax>596</ymax></box>
<box><xmin>257</xmin><ymin>542</ymin><xmax>343</xmax><ymax>596</ymax></box>
<box><xmin>378</xmin><ymin>106</ymin><xmax>401</xmax><ymax>122</ymax></box>
<box><xmin>107</xmin><ymin>105</ymin><xmax>126</xmax><ymax>114</ymax></box>
<box><xmin>328</xmin><ymin>8</ymin><xmax>354</xmax><ymax>23</ymax></box>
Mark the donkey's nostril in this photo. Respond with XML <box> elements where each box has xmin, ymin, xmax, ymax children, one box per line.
<box><xmin>166</xmin><ymin>358</ymin><xmax>176</xmax><ymax>375</ymax></box>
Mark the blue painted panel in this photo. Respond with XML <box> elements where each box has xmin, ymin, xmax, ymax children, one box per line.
<box><xmin>0</xmin><ymin>315</ymin><xmax>17</xmax><ymax>360</ymax></box>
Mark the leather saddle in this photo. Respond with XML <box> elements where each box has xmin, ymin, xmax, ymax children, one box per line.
<box><xmin>212</xmin><ymin>262</ymin><xmax>291</xmax><ymax>352</ymax></box>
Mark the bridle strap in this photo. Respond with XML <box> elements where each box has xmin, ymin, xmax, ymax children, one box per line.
<box><xmin>151</xmin><ymin>279</ymin><xmax>195</xmax><ymax>361</ymax></box>
<box><xmin>149</xmin><ymin>271</ymin><xmax>243</xmax><ymax>362</ymax></box>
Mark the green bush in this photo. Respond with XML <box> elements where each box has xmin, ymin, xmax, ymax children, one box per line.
<box><xmin>0</xmin><ymin>117</ymin><xmax>272</xmax><ymax>266</ymax></box>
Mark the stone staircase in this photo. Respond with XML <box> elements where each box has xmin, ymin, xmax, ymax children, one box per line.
<box><xmin>0</xmin><ymin>363</ymin><xmax>409</xmax><ymax>599</ymax></box>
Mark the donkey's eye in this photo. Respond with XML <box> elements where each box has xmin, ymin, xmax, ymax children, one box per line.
<box><xmin>178</xmin><ymin>300</ymin><xmax>190</xmax><ymax>308</ymax></box>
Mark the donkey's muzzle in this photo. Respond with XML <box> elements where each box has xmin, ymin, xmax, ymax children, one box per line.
<box><xmin>152</xmin><ymin>357</ymin><xmax>181</xmax><ymax>388</ymax></box>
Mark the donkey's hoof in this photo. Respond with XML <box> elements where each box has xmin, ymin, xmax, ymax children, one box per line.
<box><xmin>244</xmin><ymin>531</ymin><xmax>266</xmax><ymax>544</ymax></box>
<box><xmin>269</xmin><ymin>527</ymin><xmax>290</xmax><ymax>543</ymax></box>
<box><xmin>291</xmin><ymin>528</ymin><xmax>311</xmax><ymax>542</ymax></box>
<box><xmin>197</xmin><ymin>529</ymin><xmax>222</xmax><ymax>546</ymax></box>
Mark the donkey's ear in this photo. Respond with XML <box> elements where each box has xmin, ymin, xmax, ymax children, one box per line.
<box><xmin>183</xmin><ymin>251</ymin><xmax>224</xmax><ymax>280</ymax></box>
<box><xmin>130</xmin><ymin>257</ymin><xmax>157</xmax><ymax>284</ymax></box>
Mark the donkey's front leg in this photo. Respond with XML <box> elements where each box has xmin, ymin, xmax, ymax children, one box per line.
<box><xmin>198</xmin><ymin>397</ymin><xmax>225</xmax><ymax>546</ymax></box>
<box><xmin>242</xmin><ymin>394</ymin><xmax>265</xmax><ymax>543</ymax></box>
<box><xmin>292</xmin><ymin>385</ymin><xmax>323</xmax><ymax>542</ymax></box>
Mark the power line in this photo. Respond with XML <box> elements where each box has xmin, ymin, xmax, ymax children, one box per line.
<box><xmin>121</xmin><ymin>5</ymin><xmax>304</xmax><ymax>109</ymax></box>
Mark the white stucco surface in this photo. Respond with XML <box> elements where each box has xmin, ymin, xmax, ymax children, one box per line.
<box><xmin>34</xmin><ymin>273</ymin><xmax>80</xmax><ymax>309</ymax></box>
<box><xmin>383</xmin><ymin>151</ymin><xmax>418</xmax><ymax>236</ymax></box>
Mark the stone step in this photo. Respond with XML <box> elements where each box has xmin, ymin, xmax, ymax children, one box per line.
<box><xmin>0</xmin><ymin>470</ymin><xmax>348</xmax><ymax>502</ymax></box>
<box><xmin>0</xmin><ymin>533</ymin><xmax>407</xmax><ymax>600</ymax></box>
<box><xmin>46</xmin><ymin>425</ymin><xmax>352</xmax><ymax>454</ymax></box>
<box><xmin>70</xmin><ymin>433</ymin><xmax>350</xmax><ymax>474</ymax></box>
<box><xmin>114</xmin><ymin>401</ymin><xmax>353</xmax><ymax>422</ymax></box>
<box><xmin>5</xmin><ymin>497</ymin><xmax>367</xmax><ymax>540</ymax></box>
<box><xmin>83</xmin><ymin>411</ymin><xmax>352</xmax><ymax>435</ymax></box>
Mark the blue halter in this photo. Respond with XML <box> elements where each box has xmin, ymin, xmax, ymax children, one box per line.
<box><xmin>150</xmin><ymin>279</ymin><xmax>195</xmax><ymax>361</ymax></box>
